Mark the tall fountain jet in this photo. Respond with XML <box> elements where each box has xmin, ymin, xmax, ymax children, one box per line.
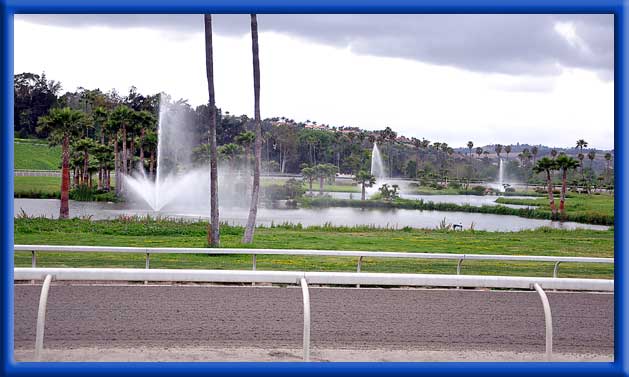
<box><xmin>370</xmin><ymin>143</ymin><xmax>386</xmax><ymax>180</ymax></box>
<box><xmin>124</xmin><ymin>95</ymin><xmax>211</xmax><ymax>211</ymax></box>
<box><xmin>496</xmin><ymin>158</ymin><xmax>505</xmax><ymax>193</ymax></box>
<box><xmin>498</xmin><ymin>158</ymin><xmax>503</xmax><ymax>187</ymax></box>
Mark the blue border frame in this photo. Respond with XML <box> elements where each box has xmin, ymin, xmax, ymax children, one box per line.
<box><xmin>1</xmin><ymin>1</ymin><xmax>626</xmax><ymax>376</ymax></box>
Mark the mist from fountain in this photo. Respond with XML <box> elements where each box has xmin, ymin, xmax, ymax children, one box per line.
<box><xmin>123</xmin><ymin>95</ymin><xmax>251</xmax><ymax>213</ymax></box>
<box><xmin>488</xmin><ymin>158</ymin><xmax>506</xmax><ymax>193</ymax></box>
<box><xmin>366</xmin><ymin>143</ymin><xmax>389</xmax><ymax>197</ymax></box>
<box><xmin>370</xmin><ymin>143</ymin><xmax>386</xmax><ymax>180</ymax></box>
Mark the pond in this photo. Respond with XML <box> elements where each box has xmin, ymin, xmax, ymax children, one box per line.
<box><xmin>14</xmin><ymin>198</ymin><xmax>608</xmax><ymax>232</ymax></box>
<box><xmin>322</xmin><ymin>192</ymin><xmax>534</xmax><ymax>209</ymax></box>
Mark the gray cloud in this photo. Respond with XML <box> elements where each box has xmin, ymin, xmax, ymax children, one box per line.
<box><xmin>18</xmin><ymin>14</ymin><xmax>613</xmax><ymax>77</ymax></box>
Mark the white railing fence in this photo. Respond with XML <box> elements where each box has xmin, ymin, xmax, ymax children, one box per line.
<box><xmin>15</xmin><ymin>245</ymin><xmax>614</xmax><ymax>279</ymax></box>
<box><xmin>14</xmin><ymin>267</ymin><xmax>613</xmax><ymax>362</ymax></box>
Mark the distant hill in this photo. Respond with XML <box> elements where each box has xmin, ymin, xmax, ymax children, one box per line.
<box><xmin>14</xmin><ymin>138</ymin><xmax>60</xmax><ymax>170</ymax></box>
<box><xmin>454</xmin><ymin>143</ymin><xmax>614</xmax><ymax>157</ymax></box>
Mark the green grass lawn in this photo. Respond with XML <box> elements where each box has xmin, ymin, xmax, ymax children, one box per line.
<box><xmin>14</xmin><ymin>139</ymin><xmax>60</xmax><ymax>170</ymax></box>
<box><xmin>14</xmin><ymin>218</ymin><xmax>614</xmax><ymax>279</ymax></box>
<box><xmin>14</xmin><ymin>176</ymin><xmax>61</xmax><ymax>197</ymax></box>
<box><xmin>496</xmin><ymin>193</ymin><xmax>614</xmax><ymax>219</ymax></box>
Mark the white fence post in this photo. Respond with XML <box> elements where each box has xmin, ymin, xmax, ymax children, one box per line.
<box><xmin>553</xmin><ymin>262</ymin><xmax>561</xmax><ymax>278</ymax></box>
<box><xmin>35</xmin><ymin>274</ymin><xmax>53</xmax><ymax>361</ymax></box>
<box><xmin>300</xmin><ymin>277</ymin><xmax>311</xmax><ymax>362</ymax></box>
<box><xmin>252</xmin><ymin>255</ymin><xmax>257</xmax><ymax>286</ymax></box>
<box><xmin>533</xmin><ymin>283</ymin><xmax>553</xmax><ymax>361</ymax></box>
<box><xmin>356</xmin><ymin>256</ymin><xmax>363</xmax><ymax>288</ymax></box>
<box><xmin>31</xmin><ymin>251</ymin><xmax>36</xmax><ymax>284</ymax></box>
<box><xmin>144</xmin><ymin>253</ymin><xmax>150</xmax><ymax>285</ymax></box>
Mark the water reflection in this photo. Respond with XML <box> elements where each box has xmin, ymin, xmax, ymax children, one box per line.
<box><xmin>14</xmin><ymin>198</ymin><xmax>608</xmax><ymax>232</ymax></box>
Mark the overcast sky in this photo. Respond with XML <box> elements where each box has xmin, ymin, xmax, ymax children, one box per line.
<box><xmin>14</xmin><ymin>14</ymin><xmax>614</xmax><ymax>149</ymax></box>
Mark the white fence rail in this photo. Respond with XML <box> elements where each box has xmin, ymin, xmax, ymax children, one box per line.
<box><xmin>14</xmin><ymin>170</ymin><xmax>61</xmax><ymax>177</ymax></box>
<box><xmin>14</xmin><ymin>245</ymin><xmax>614</xmax><ymax>279</ymax></box>
<box><xmin>15</xmin><ymin>267</ymin><xmax>613</xmax><ymax>362</ymax></box>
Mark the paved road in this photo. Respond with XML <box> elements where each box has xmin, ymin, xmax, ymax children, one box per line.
<box><xmin>14</xmin><ymin>284</ymin><xmax>613</xmax><ymax>354</ymax></box>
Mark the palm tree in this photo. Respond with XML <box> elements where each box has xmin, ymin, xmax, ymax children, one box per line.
<box><xmin>475</xmin><ymin>147</ymin><xmax>483</xmax><ymax>160</ymax></box>
<box><xmin>576</xmin><ymin>139</ymin><xmax>588</xmax><ymax>177</ymax></box>
<box><xmin>354</xmin><ymin>170</ymin><xmax>376</xmax><ymax>201</ymax></box>
<box><xmin>235</xmin><ymin>130</ymin><xmax>256</xmax><ymax>170</ymax></box>
<box><xmin>555</xmin><ymin>155</ymin><xmax>580</xmax><ymax>218</ymax></box>
<box><xmin>550</xmin><ymin>149</ymin><xmax>558</xmax><ymax>159</ymax></box>
<box><xmin>604</xmin><ymin>152</ymin><xmax>612</xmax><ymax>184</ymax></box>
<box><xmin>494</xmin><ymin>144</ymin><xmax>502</xmax><ymax>159</ymax></box>
<box><xmin>586</xmin><ymin>150</ymin><xmax>596</xmax><ymax>193</ymax></box>
<box><xmin>531</xmin><ymin>146</ymin><xmax>539</xmax><ymax>164</ymax></box>
<box><xmin>93</xmin><ymin>106</ymin><xmax>109</xmax><ymax>144</ymax></box>
<box><xmin>218</xmin><ymin>143</ymin><xmax>243</xmax><ymax>171</ymax></box>
<box><xmin>74</xmin><ymin>138</ymin><xmax>96</xmax><ymax>187</ymax></box>
<box><xmin>314</xmin><ymin>163</ymin><xmax>337</xmax><ymax>195</ymax></box>
<box><xmin>467</xmin><ymin>141</ymin><xmax>474</xmax><ymax>160</ymax></box>
<box><xmin>380</xmin><ymin>126</ymin><xmax>397</xmax><ymax>177</ymax></box>
<box><xmin>576</xmin><ymin>139</ymin><xmax>588</xmax><ymax>153</ymax></box>
<box><xmin>243</xmin><ymin>14</ymin><xmax>263</xmax><ymax>244</ymax></box>
<box><xmin>104</xmin><ymin>115</ymin><xmax>121</xmax><ymax>194</ymax></box>
<box><xmin>92</xmin><ymin>107</ymin><xmax>110</xmax><ymax>188</ymax></box>
<box><xmin>134</xmin><ymin>110</ymin><xmax>156</xmax><ymax>172</ymax></box>
<box><xmin>301</xmin><ymin>166</ymin><xmax>316</xmax><ymax>195</ymax></box>
<box><xmin>577</xmin><ymin>152</ymin><xmax>585</xmax><ymax>181</ymax></box>
<box><xmin>109</xmin><ymin>105</ymin><xmax>134</xmax><ymax>191</ymax></box>
<box><xmin>36</xmin><ymin>107</ymin><xmax>85</xmax><ymax>219</ymax></box>
<box><xmin>533</xmin><ymin>157</ymin><xmax>558</xmax><ymax>218</ymax></box>
<box><xmin>143</xmin><ymin>130</ymin><xmax>158</xmax><ymax>178</ymax></box>
<box><xmin>587</xmin><ymin>150</ymin><xmax>596</xmax><ymax>170</ymax></box>
<box><xmin>93</xmin><ymin>144</ymin><xmax>113</xmax><ymax>190</ymax></box>
<box><xmin>204</xmin><ymin>14</ymin><xmax>220</xmax><ymax>246</ymax></box>
<box><xmin>504</xmin><ymin>145</ymin><xmax>511</xmax><ymax>161</ymax></box>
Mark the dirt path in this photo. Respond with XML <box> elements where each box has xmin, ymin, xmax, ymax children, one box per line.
<box><xmin>14</xmin><ymin>284</ymin><xmax>614</xmax><ymax>361</ymax></box>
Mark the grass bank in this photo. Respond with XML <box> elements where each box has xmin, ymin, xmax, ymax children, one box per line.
<box><xmin>14</xmin><ymin>176</ymin><xmax>118</xmax><ymax>202</ymax></box>
<box><xmin>14</xmin><ymin>138</ymin><xmax>60</xmax><ymax>170</ymax></box>
<box><xmin>301</xmin><ymin>196</ymin><xmax>614</xmax><ymax>226</ymax></box>
<box><xmin>14</xmin><ymin>217</ymin><xmax>613</xmax><ymax>279</ymax></box>
<box><xmin>495</xmin><ymin>193</ymin><xmax>613</xmax><ymax>225</ymax></box>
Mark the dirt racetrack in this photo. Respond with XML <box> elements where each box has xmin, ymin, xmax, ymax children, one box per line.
<box><xmin>14</xmin><ymin>284</ymin><xmax>614</xmax><ymax>361</ymax></box>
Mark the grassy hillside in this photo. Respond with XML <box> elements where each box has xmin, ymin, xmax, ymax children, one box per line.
<box><xmin>14</xmin><ymin>138</ymin><xmax>60</xmax><ymax>170</ymax></box>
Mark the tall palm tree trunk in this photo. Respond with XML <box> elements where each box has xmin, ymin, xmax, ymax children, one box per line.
<box><xmin>129</xmin><ymin>135</ymin><xmax>136</xmax><ymax>173</ymax></box>
<box><xmin>546</xmin><ymin>170</ymin><xmax>557</xmax><ymax>218</ymax></box>
<box><xmin>243</xmin><ymin>14</ymin><xmax>262</xmax><ymax>244</ymax></box>
<box><xmin>98</xmin><ymin>164</ymin><xmax>103</xmax><ymax>190</ymax></box>
<box><xmin>83</xmin><ymin>150</ymin><xmax>89</xmax><ymax>187</ymax></box>
<box><xmin>139</xmin><ymin>128</ymin><xmax>145</xmax><ymax>170</ymax></box>
<box><xmin>361</xmin><ymin>183</ymin><xmax>366</xmax><ymax>201</ymax></box>
<box><xmin>559</xmin><ymin>169</ymin><xmax>568</xmax><ymax>217</ymax></box>
<box><xmin>73</xmin><ymin>166</ymin><xmax>79</xmax><ymax>187</ymax></box>
<box><xmin>122</xmin><ymin>126</ymin><xmax>128</xmax><ymax>184</ymax></box>
<box><xmin>204</xmin><ymin>14</ymin><xmax>220</xmax><ymax>246</ymax></box>
<box><xmin>60</xmin><ymin>135</ymin><xmax>70</xmax><ymax>219</ymax></box>
<box><xmin>114</xmin><ymin>132</ymin><xmax>120</xmax><ymax>195</ymax></box>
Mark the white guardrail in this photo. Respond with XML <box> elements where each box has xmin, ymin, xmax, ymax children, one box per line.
<box><xmin>15</xmin><ymin>267</ymin><xmax>613</xmax><ymax>362</ymax></box>
<box><xmin>14</xmin><ymin>245</ymin><xmax>614</xmax><ymax>279</ymax></box>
